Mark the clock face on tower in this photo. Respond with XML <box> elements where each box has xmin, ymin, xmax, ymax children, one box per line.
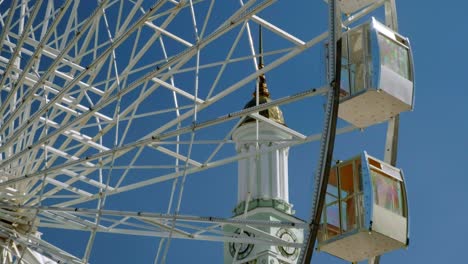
<box><xmin>276</xmin><ymin>228</ymin><xmax>299</xmax><ymax>260</ymax></box>
<box><xmin>229</xmin><ymin>229</ymin><xmax>255</xmax><ymax>260</ymax></box>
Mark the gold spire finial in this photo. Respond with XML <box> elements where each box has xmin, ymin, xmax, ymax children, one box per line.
<box><xmin>241</xmin><ymin>26</ymin><xmax>285</xmax><ymax>126</ymax></box>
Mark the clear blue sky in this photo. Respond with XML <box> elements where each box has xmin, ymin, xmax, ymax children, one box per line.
<box><xmin>4</xmin><ymin>1</ymin><xmax>465</xmax><ymax>263</ymax></box>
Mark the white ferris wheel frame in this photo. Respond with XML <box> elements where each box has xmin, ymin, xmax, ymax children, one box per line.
<box><xmin>0</xmin><ymin>0</ymin><xmax>398</xmax><ymax>263</ymax></box>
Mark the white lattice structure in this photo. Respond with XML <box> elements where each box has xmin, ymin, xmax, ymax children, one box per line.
<box><xmin>0</xmin><ymin>0</ymin><xmax>407</xmax><ymax>263</ymax></box>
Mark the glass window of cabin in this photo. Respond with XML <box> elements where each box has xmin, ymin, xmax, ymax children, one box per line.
<box><xmin>326</xmin><ymin>199</ymin><xmax>340</xmax><ymax>237</ymax></box>
<box><xmin>348</xmin><ymin>27</ymin><xmax>366</xmax><ymax>95</ymax></box>
<box><xmin>338</xmin><ymin>162</ymin><xmax>360</xmax><ymax>232</ymax></box>
<box><xmin>339</xmin><ymin>26</ymin><xmax>374</xmax><ymax>97</ymax></box>
<box><xmin>370</xmin><ymin>169</ymin><xmax>404</xmax><ymax>216</ymax></box>
<box><xmin>377</xmin><ymin>33</ymin><xmax>411</xmax><ymax>81</ymax></box>
<box><xmin>354</xmin><ymin>158</ymin><xmax>364</xmax><ymax>228</ymax></box>
<box><xmin>323</xmin><ymin>168</ymin><xmax>340</xmax><ymax>239</ymax></box>
<box><xmin>321</xmin><ymin>158</ymin><xmax>363</xmax><ymax>240</ymax></box>
<box><xmin>341</xmin><ymin>36</ymin><xmax>351</xmax><ymax>96</ymax></box>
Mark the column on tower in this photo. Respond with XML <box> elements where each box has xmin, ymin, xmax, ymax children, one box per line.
<box><xmin>232</xmin><ymin>119</ymin><xmax>293</xmax><ymax>216</ymax></box>
<box><xmin>226</xmin><ymin>108</ymin><xmax>304</xmax><ymax>264</ymax></box>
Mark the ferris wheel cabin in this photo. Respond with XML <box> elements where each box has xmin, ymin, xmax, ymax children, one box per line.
<box><xmin>337</xmin><ymin>18</ymin><xmax>415</xmax><ymax>128</ymax></box>
<box><xmin>317</xmin><ymin>152</ymin><xmax>409</xmax><ymax>262</ymax></box>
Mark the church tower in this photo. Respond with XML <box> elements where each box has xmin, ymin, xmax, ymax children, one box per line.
<box><xmin>224</xmin><ymin>27</ymin><xmax>304</xmax><ymax>264</ymax></box>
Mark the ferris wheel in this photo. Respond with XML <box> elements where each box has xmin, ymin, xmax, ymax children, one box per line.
<box><xmin>0</xmin><ymin>0</ymin><xmax>414</xmax><ymax>263</ymax></box>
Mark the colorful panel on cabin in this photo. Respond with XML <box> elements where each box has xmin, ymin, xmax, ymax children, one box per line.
<box><xmin>377</xmin><ymin>34</ymin><xmax>411</xmax><ymax>80</ymax></box>
<box><xmin>370</xmin><ymin>170</ymin><xmax>403</xmax><ymax>216</ymax></box>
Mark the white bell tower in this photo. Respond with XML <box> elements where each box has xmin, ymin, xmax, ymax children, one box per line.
<box><xmin>223</xmin><ymin>26</ymin><xmax>304</xmax><ymax>264</ymax></box>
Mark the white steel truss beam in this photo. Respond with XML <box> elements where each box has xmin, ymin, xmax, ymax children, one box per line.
<box><xmin>0</xmin><ymin>0</ymin><xmax>280</xmax><ymax>179</ymax></box>
<box><xmin>51</xmin><ymin>125</ymin><xmax>357</xmax><ymax>208</ymax></box>
<box><xmin>0</xmin><ymin>204</ymin><xmax>305</xmax><ymax>247</ymax></box>
<box><xmin>0</xmin><ymin>87</ymin><xmax>328</xmax><ymax>189</ymax></box>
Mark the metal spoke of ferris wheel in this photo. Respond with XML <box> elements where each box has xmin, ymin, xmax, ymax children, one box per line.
<box><xmin>0</xmin><ymin>0</ymin><xmax>391</xmax><ymax>262</ymax></box>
